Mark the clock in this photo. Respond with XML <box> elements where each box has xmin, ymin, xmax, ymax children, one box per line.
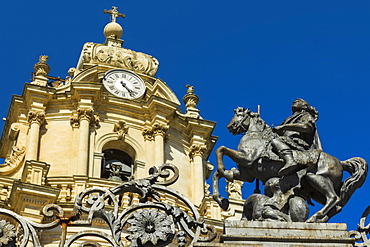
<box><xmin>102</xmin><ymin>69</ymin><xmax>146</xmax><ymax>99</ymax></box>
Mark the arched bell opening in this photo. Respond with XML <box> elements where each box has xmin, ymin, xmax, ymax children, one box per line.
<box><xmin>100</xmin><ymin>140</ymin><xmax>136</xmax><ymax>181</ymax></box>
<box><xmin>101</xmin><ymin>149</ymin><xmax>134</xmax><ymax>181</ymax></box>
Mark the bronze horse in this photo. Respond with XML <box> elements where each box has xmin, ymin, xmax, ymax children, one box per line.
<box><xmin>212</xmin><ymin>107</ymin><xmax>367</xmax><ymax>222</ymax></box>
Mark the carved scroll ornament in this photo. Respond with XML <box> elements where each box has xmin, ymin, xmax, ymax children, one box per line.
<box><xmin>80</xmin><ymin>42</ymin><xmax>159</xmax><ymax>77</ymax></box>
<box><xmin>0</xmin><ymin>146</ymin><xmax>26</xmax><ymax>175</ymax></box>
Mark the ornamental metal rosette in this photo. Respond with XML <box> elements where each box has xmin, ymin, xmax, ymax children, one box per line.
<box><xmin>0</xmin><ymin>163</ymin><xmax>216</xmax><ymax>247</ymax></box>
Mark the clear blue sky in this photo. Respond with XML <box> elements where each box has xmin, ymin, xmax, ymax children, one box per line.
<box><xmin>1</xmin><ymin>1</ymin><xmax>370</xmax><ymax>230</ymax></box>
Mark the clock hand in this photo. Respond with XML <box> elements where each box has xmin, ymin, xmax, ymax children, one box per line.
<box><xmin>121</xmin><ymin>82</ymin><xmax>135</xmax><ymax>96</ymax></box>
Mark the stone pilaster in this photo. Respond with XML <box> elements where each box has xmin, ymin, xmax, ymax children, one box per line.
<box><xmin>25</xmin><ymin>110</ymin><xmax>45</xmax><ymax>161</ymax></box>
<box><xmin>75</xmin><ymin>107</ymin><xmax>97</xmax><ymax>176</ymax></box>
<box><xmin>152</xmin><ymin>123</ymin><xmax>169</xmax><ymax>166</ymax></box>
<box><xmin>189</xmin><ymin>143</ymin><xmax>207</xmax><ymax>206</ymax></box>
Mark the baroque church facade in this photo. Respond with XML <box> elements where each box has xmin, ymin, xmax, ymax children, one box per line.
<box><xmin>0</xmin><ymin>6</ymin><xmax>236</xmax><ymax>246</ymax></box>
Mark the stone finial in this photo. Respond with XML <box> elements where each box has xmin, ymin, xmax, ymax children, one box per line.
<box><xmin>34</xmin><ymin>55</ymin><xmax>50</xmax><ymax>77</ymax></box>
<box><xmin>183</xmin><ymin>85</ymin><xmax>201</xmax><ymax>118</ymax></box>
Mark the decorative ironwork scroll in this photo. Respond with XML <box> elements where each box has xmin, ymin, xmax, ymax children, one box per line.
<box><xmin>350</xmin><ymin>205</ymin><xmax>370</xmax><ymax>246</ymax></box>
<box><xmin>0</xmin><ymin>163</ymin><xmax>216</xmax><ymax>247</ymax></box>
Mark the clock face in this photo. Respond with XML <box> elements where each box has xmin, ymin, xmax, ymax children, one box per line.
<box><xmin>102</xmin><ymin>69</ymin><xmax>146</xmax><ymax>99</ymax></box>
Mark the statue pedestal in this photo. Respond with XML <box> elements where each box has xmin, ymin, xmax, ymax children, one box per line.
<box><xmin>196</xmin><ymin>221</ymin><xmax>355</xmax><ymax>247</ymax></box>
<box><xmin>223</xmin><ymin>221</ymin><xmax>354</xmax><ymax>246</ymax></box>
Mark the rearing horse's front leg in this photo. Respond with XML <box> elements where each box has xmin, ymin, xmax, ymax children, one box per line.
<box><xmin>212</xmin><ymin>170</ymin><xmax>229</xmax><ymax>210</ymax></box>
<box><xmin>212</xmin><ymin>146</ymin><xmax>243</xmax><ymax>210</ymax></box>
<box><xmin>216</xmin><ymin>146</ymin><xmax>237</xmax><ymax>181</ymax></box>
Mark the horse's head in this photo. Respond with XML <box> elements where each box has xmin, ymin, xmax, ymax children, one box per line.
<box><xmin>227</xmin><ymin>107</ymin><xmax>251</xmax><ymax>135</ymax></box>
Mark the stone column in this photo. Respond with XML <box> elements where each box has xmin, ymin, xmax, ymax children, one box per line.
<box><xmin>26</xmin><ymin>110</ymin><xmax>45</xmax><ymax>161</ymax></box>
<box><xmin>189</xmin><ymin>144</ymin><xmax>207</xmax><ymax>206</ymax></box>
<box><xmin>152</xmin><ymin>123</ymin><xmax>169</xmax><ymax>166</ymax></box>
<box><xmin>76</xmin><ymin>108</ymin><xmax>94</xmax><ymax>176</ymax></box>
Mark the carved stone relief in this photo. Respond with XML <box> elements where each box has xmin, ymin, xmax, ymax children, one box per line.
<box><xmin>226</xmin><ymin>177</ymin><xmax>244</xmax><ymax>200</ymax></box>
<box><xmin>80</xmin><ymin>42</ymin><xmax>159</xmax><ymax>77</ymax></box>
<box><xmin>113</xmin><ymin>120</ymin><xmax>129</xmax><ymax>140</ymax></box>
<box><xmin>0</xmin><ymin>146</ymin><xmax>26</xmax><ymax>175</ymax></box>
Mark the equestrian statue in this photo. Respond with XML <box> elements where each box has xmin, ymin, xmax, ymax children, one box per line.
<box><xmin>212</xmin><ymin>99</ymin><xmax>368</xmax><ymax>223</ymax></box>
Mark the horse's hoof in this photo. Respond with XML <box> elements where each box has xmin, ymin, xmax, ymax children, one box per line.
<box><xmin>220</xmin><ymin>198</ymin><xmax>230</xmax><ymax>211</ymax></box>
<box><xmin>306</xmin><ymin>215</ymin><xmax>316</xmax><ymax>223</ymax></box>
<box><xmin>212</xmin><ymin>195</ymin><xmax>230</xmax><ymax>211</ymax></box>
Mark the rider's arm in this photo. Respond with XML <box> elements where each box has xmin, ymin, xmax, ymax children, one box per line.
<box><xmin>278</xmin><ymin>122</ymin><xmax>313</xmax><ymax>133</ymax></box>
<box><xmin>275</xmin><ymin>113</ymin><xmax>315</xmax><ymax>133</ymax></box>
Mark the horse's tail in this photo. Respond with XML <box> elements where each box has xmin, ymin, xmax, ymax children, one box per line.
<box><xmin>340</xmin><ymin>157</ymin><xmax>368</xmax><ymax>207</ymax></box>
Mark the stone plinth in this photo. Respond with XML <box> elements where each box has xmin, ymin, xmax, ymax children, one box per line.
<box><xmin>223</xmin><ymin>220</ymin><xmax>355</xmax><ymax>246</ymax></box>
<box><xmin>196</xmin><ymin>220</ymin><xmax>355</xmax><ymax>247</ymax></box>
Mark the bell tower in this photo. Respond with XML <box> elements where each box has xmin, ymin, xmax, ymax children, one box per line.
<box><xmin>0</xmin><ymin>6</ymin><xmax>218</xmax><ymax>227</ymax></box>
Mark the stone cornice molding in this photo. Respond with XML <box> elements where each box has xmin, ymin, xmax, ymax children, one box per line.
<box><xmin>27</xmin><ymin>110</ymin><xmax>45</xmax><ymax>126</ymax></box>
<box><xmin>189</xmin><ymin>144</ymin><xmax>207</xmax><ymax>161</ymax></box>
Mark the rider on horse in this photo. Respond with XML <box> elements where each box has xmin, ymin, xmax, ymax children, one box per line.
<box><xmin>271</xmin><ymin>98</ymin><xmax>322</xmax><ymax>175</ymax></box>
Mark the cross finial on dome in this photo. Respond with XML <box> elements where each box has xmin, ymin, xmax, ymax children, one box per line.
<box><xmin>104</xmin><ymin>6</ymin><xmax>125</xmax><ymax>23</ymax></box>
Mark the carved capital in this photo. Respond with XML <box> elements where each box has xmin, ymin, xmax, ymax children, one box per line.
<box><xmin>114</xmin><ymin>121</ymin><xmax>129</xmax><ymax>140</ymax></box>
<box><xmin>142</xmin><ymin>127</ymin><xmax>154</xmax><ymax>141</ymax></box>
<box><xmin>27</xmin><ymin>111</ymin><xmax>45</xmax><ymax>126</ymax></box>
<box><xmin>77</xmin><ymin>107</ymin><xmax>94</xmax><ymax>121</ymax></box>
<box><xmin>70</xmin><ymin>116</ymin><xmax>80</xmax><ymax>128</ymax></box>
<box><xmin>70</xmin><ymin>108</ymin><xmax>100</xmax><ymax>128</ymax></box>
<box><xmin>189</xmin><ymin>144</ymin><xmax>207</xmax><ymax>161</ymax></box>
<box><xmin>152</xmin><ymin>123</ymin><xmax>169</xmax><ymax>137</ymax></box>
